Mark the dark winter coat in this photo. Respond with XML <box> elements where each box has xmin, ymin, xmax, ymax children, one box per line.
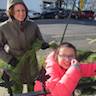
<box><xmin>0</xmin><ymin>19</ymin><xmax>44</xmax><ymax>84</ymax></box>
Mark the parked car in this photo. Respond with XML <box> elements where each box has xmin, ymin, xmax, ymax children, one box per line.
<box><xmin>40</xmin><ymin>8</ymin><xmax>59</xmax><ymax>19</ymax></box>
<box><xmin>58</xmin><ymin>9</ymin><xmax>95</xmax><ymax>20</ymax></box>
<box><xmin>28</xmin><ymin>10</ymin><xmax>41</xmax><ymax>19</ymax></box>
<box><xmin>0</xmin><ymin>9</ymin><xmax>8</xmax><ymax>22</ymax></box>
<box><xmin>55</xmin><ymin>8</ymin><xmax>80</xmax><ymax>19</ymax></box>
<box><xmin>40</xmin><ymin>8</ymin><xmax>74</xmax><ymax>19</ymax></box>
<box><xmin>57</xmin><ymin>9</ymin><xmax>73</xmax><ymax>19</ymax></box>
<box><xmin>74</xmin><ymin>10</ymin><xmax>95</xmax><ymax>20</ymax></box>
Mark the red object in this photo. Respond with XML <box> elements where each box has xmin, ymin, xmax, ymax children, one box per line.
<box><xmin>79</xmin><ymin>10</ymin><xmax>94</xmax><ymax>19</ymax></box>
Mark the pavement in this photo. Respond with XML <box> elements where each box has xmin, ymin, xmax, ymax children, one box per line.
<box><xmin>35</xmin><ymin>19</ymin><xmax>96</xmax><ymax>51</ymax></box>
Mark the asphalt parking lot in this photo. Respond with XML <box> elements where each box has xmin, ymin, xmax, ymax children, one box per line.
<box><xmin>36</xmin><ymin>19</ymin><xmax>96</xmax><ymax>51</ymax></box>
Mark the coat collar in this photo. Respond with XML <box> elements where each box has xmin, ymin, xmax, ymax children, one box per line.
<box><xmin>8</xmin><ymin>18</ymin><xmax>27</xmax><ymax>29</ymax></box>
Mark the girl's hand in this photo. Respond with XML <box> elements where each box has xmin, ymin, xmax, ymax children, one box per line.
<box><xmin>71</xmin><ymin>59</ymin><xmax>80</xmax><ymax>68</ymax></box>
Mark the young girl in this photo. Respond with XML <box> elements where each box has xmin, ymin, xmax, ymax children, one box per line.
<box><xmin>34</xmin><ymin>42</ymin><xmax>96</xmax><ymax>96</ymax></box>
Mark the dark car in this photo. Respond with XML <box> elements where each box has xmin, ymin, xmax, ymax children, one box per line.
<box><xmin>40</xmin><ymin>8</ymin><xmax>59</xmax><ymax>19</ymax></box>
<box><xmin>57</xmin><ymin>9</ymin><xmax>80</xmax><ymax>19</ymax></box>
<box><xmin>41</xmin><ymin>9</ymin><xmax>76</xmax><ymax>19</ymax></box>
<box><xmin>40</xmin><ymin>8</ymin><xmax>72</xmax><ymax>19</ymax></box>
<box><xmin>57</xmin><ymin>9</ymin><xmax>72</xmax><ymax>18</ymax></box>
<box><xmin>0</xmin><ymin>9</ymin><xmax>8</xmax><ymax>22</ymax></box>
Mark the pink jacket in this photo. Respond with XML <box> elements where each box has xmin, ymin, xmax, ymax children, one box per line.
<box><xmin>34</xmin><ymin>52</ymin><xmax>96</xmax><ymax>96</ymax></box>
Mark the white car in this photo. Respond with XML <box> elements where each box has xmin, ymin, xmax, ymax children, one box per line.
<box><xmin>28</xmin><ymin>10</ymin><xmax>41</xmax><ymax>19</ymax></box>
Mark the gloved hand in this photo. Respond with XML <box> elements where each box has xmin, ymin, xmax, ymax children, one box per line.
<box><xmin>49</xmin><ymin>41</ymin><xmax>58</xmax><ymax>49</ymax></box>
<box><xmin>41</xmin><ymin>42</ymin><xmax>49</xmax><ymax>50</ymax></box>
<box><xmin>1</xmin><ymin>70</ymin><xmax>10</xmax><ymax>81</ymax></box>
<box><xmin>35</xmin><ymin>67</ymin><xmax>50</xmax><ymax>82</ymax></box>
<box><xmin>8</xmin><ymin>56</ymin><xmax>19</xmax><ymax>67</ymax></box>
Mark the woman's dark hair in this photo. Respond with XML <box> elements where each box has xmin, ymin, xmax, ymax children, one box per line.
<box><xmin>54</xmin><ymin>42</ymin><xmax>77</xmax><ymax>60</ymax></box>
<box><xmin>7</xmin><ymin>3</ymin><xmax>28</xmax><ymax>20</ymax></box>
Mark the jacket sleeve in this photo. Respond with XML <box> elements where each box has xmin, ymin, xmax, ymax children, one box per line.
<box><xmin>80</xmin><ymin>63</ymin><xmax>96</xmax><ymax>77</ymax></box>
<box><xmin>0</xmin><ymin>30</ymin><xmax>12</xmax><ymax>63</ymax></box>
<box><xmin>48</xmin><ymin>65</ymin><xmax>81</xmax><ymax>96</ymax></box>
<box><xmin>35</xmin><ymin>23</ymin><xmax>44</xmax><ymax>42</ymax></box>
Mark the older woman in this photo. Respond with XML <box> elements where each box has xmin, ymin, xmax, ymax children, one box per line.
<box><xmin>0</xmin><ymin>0</ymin><xmax>49</xmax><ymax>93</ymax></box>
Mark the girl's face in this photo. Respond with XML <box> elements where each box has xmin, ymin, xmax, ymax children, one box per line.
<box><xmin>13</xmin><ymin>3</ymin><xmax>26</xmax><ymax>22</ymax></box>
<box><xmin>58</xmin><ymin>47</ymin><xmax>76</xmax><ymax>69</ymax></box>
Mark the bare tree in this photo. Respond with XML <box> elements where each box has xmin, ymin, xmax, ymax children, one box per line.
<box><xmin>55</xmin><ymin>0</ymin><xmax>63</xmax><ymax>8</ymax></box>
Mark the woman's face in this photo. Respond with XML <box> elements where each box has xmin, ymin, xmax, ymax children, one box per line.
<box><xmin>58</xmin><ymin>47</ymin><xmax>76</xmax><ymax>69</ymax></box>
<box><xmin>13</xmin><ymin>3</ymin><xmax>26</xmax><ymax>22</ymax></box>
